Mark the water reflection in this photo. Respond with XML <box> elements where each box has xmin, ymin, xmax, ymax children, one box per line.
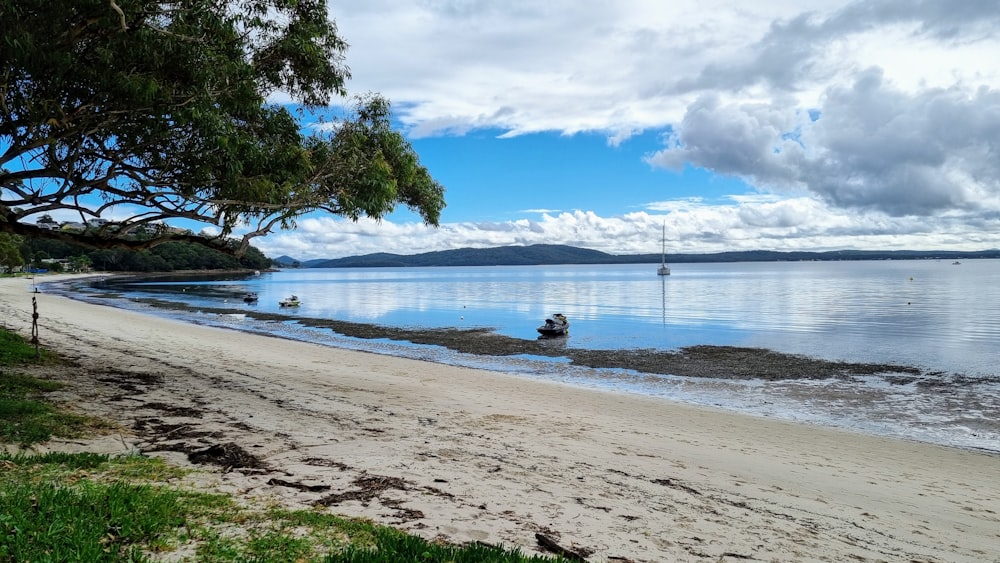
<box><xmin>95</xmin><ymin>260</ymin><xmax>1000</xmax><ymax>377</ymax></box>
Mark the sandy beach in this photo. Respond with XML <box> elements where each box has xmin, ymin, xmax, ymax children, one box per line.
<box><xmin>2</xmin><ymin>275</ymin><xmax>998</xmax><ymax>562</ymax></box>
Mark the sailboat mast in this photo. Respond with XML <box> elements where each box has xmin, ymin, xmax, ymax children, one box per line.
<box><xmin>657</xmin><ymin>223</ymin><xmax>671</xmax><ymax>275</ymax></box>
<box><xmin>661</xmin><ymin>223</ymin><xmax>666</xmax><ymax>265</ymax></box>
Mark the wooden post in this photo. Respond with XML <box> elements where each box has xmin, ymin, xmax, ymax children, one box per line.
<box><xmin>31</xmin><ymin>296</ymin><xmax>39</xmax><ymax>358</ymax></box>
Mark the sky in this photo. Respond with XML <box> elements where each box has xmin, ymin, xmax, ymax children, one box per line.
<box><xmin>51</xmin><ymin>1</ymin><xmax>1000</xmax><ymax>260</ymax></box>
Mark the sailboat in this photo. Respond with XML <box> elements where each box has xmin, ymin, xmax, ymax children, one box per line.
<box><xmin>657</xmin><ymin>223</ymin><xmax>671</xmax><ymax>276</ymax></box>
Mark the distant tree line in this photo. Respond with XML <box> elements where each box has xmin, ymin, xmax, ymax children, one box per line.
<box><xmin>302</xmin><ymin>244</ymin><xmax>1000</xmax><ymax>269</ymax></box>
<box><xmin>1</xmin><ymin>232</ymin><xmax>271</xmax><ymax>273</ymax></box>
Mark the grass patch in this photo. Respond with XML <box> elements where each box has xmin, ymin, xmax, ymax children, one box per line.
<box><xmin>2</xmin><ymin>479</ymin><xmax>193</xmax><ymax>560</ymax></box>
<box><xmin>0</xmin><ymin>371</ymin><xmax>107</xmax><ymax>446</ymax></box>
<box><xmin>0</xmin><ymin>328</ymin><xmax>49</xmax><ymax>364</ymax></box>
<box><xmin>1</xmin><ymin>327</ymin><xmax>110</xmax><ymax>445</ymax></box>
<box><xmin>0</xmin><ymin>451</ymin><xmax>191</xmax><ymax>486</ymax></box>
<box><xmin>333</xmin><ymin>526</ymin><xmax>564</xmax><ymax>562</ymax></box>
<box><xmin>0</xmin><ymin>452</ymin><xmax>222</xmax><ymax>562</ymax></box>
<box><xmin>0</xmin><ymin>452</ymin><xmax>563</xmax><ymax>562</ymax></box>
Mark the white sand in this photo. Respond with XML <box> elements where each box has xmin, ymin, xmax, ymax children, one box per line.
<box><xmin>2</xmin><ymin>275</ymin><xmax>999</xmax><ymax>562</ymax></box>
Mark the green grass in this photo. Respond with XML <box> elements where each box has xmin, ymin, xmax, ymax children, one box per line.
<box><xmin>0</xmin><ymin>452</ymin><xmax>221</xmax><ymax>562</ymax></box>
<box><xmin>332</xmin><ymin>527</ymin><xmax>563</xmax><ymax>562</ymax></box>
<box><xmin>2</xmin><ymin>479</ymin><xmax>190</xmax><ymax>560</ymax></box>
<box><xmin>1</xmin><ymin>328</ymin><xmax>110</xmax><ymax>445</ymax></box>
<box><xmin>0</xmin><ymin>370</ymin><xmax>107</xmax><ymax>446</ymax></box>
<box><xmin>0</xmin><ymin>327</ymin><xmax>49</xmax><ymax>364</ymax></box>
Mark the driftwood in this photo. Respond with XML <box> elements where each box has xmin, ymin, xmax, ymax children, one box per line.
<box><xmin>535</xmin><ymin>533</ymin><xmax>588</xmax><ymax>561</ymax></box>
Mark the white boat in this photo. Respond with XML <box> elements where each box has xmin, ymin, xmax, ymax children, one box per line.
<box><xmin>537</xmin><ymin>313</ymin><xmax>569</xmax><ymax>336</ymax></box>
<box><xmin>657</xmin><ymin>223</ymin><xmax>671</xmax><ymax>276</ymax></box>
<box><xmin>279</xmin><ymin>295</ymin><xmax>300</xmax><ymax>307</ymax></box>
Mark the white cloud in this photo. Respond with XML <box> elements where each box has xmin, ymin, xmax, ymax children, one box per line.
<box><xmin>330</xmin><ymin>1</ymin><xmax>825</xmax><ymax>138</ymax></box>
<box><xmin>648</xmin><ymin>68</ymin><xmax>1000</xmax><ymax>217</ymax></box>
<box><xmin>253</xmin><ymin>199</ymin><xmax>1000</xmax><ymax>260</ymax></box>
<box><xmin>330</xmin><ymin>1</ymin><xmax>999</xmax><ymax>135</ymax></box>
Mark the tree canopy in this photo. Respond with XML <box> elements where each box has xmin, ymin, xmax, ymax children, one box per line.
<box><xmin>0</xmin><ymin>0</ymin><xmax>445</xmax><ymax>255</ymax></box>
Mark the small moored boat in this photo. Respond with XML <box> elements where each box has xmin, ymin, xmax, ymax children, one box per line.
<box><xmin>279</xmin><ymin>295</ymin><xmax>300</xmax><ymax>307</ymax></box>
<box><xmin>243</xmin><ymin>292</ymin><xmax>258</xmax><ymax>303</ymax></box>
<box><xmin>537</xmin><ymin>313</ymin><xmax>569</xmax><ymax>336</ymax></box>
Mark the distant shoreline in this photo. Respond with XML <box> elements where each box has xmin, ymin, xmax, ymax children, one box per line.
<box><xmin>278</xmin><ymin>244</ymin><xmax>1000</xmax><ymax>268</ymax></box>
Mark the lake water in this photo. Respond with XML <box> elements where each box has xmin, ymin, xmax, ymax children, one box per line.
<box><xmin>49</xmin><ymin>260</ymin><xmax>1000</xmax><ymax>454</ymax></box>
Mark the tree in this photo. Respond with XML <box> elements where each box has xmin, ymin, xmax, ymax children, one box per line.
<box><xmin>0</xmin><ymin>233</ymin><xmax>24</xmax><ymax>272</ymax></box>
<box><xmin>67</xmin><ymin>254</ymin><xmax>93</xmax><ymax>273</ymax></box>
<box><xmin>0</xmin><ymin>0</ymin><xmax>445</xmax><ymax>256</ymax></box>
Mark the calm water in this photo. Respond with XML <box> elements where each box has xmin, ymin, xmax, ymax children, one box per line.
<box><xmin>50</xmin><ymin>260</ymin><xmax>1000</xmax><ymax>453</ymax></box>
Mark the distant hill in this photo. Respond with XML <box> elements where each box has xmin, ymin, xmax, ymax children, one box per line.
<box><xmin>273</xmin><ymin>255</ymin><xmax>333</xmax><ymax>268</ymax></box>
<box><xmin>310</xmin><ymin>245</ymin><xmax>630</xmax><ymax>268</ymax></box>
<box><xmin>281</xmin><ymin>244</ymin><xmax>1000</xmax><ymax>268</ymax></box>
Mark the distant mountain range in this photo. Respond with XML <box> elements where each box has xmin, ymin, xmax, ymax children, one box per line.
<box><xmin>270</xmin><ymin>244</ymin><xmax>1000</xmax><ymax>268</ymax></box>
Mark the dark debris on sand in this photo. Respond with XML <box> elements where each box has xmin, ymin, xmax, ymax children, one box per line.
<box><xmin>187</xmin><ymin>442</ymin><xmax>269</xmax><ymax>470</ymax></box>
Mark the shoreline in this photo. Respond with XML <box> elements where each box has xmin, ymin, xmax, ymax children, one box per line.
<box><xmin>3</xmin><ymin>275</ymin><xmax>1000</xmax><ymax>561</ymax></box>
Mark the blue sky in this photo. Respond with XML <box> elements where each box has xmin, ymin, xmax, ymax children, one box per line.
<box><xmin>251</xmin><ymin>0</ymin><xmax>1000</xmax><ymax>260</ymax></box>
<box><xmin>409</xmin><ymin>129</ymin><xmax>733</xmax><ymax>222</ymax></box>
